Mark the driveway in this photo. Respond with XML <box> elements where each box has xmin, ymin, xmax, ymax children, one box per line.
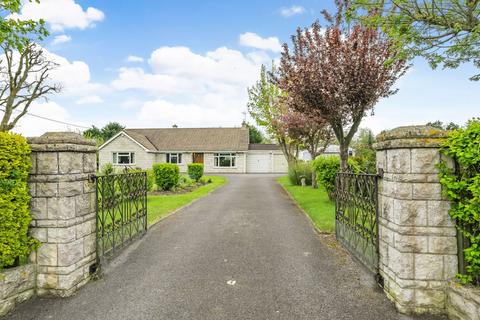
<box><xmin>6</xmin><ymin>174</ymin><xmax>444</xmax><ymax>320</ymax></box>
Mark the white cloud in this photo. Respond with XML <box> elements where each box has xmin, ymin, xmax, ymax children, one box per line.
<box><xmin>125</xmin><ymin>55</ymin><xmax>144</xmax><ymax>63</ymax></box>
<box><xmin>239</xmin><ymin>32</ymin><xmax>282</xmax><ymax>53</ymax></box>
<box><xmin>10</xmin><ymin>101</ymin><xmax>85</xmax><ymax>137</ymax></box>
<box><xmin>112</xmin><ymin>45</ymin><xmax>270</xmax><ymax>127</ymax></box>
<box><xmin>51</xmin><ymin>34</ymin><xmax>71</xmax><ymax>45</ymax></box>
<box><xmin>12</xmin><ymin>0</ymin><xmax>104</xmax><ymax>32</ymax></box>
<box><xmin>280</xmin><ymin>5</ymin><xmax>305</xmax><ymax>17</ymax></box>
<box><xmin>43</xmin><ymin>49</ymin><xmax>108</xmax><ymax>98</ymax></box>
<box><xmin>76</xmin><ymin>95</ymin><xmax>103</xmax><ymax>105</ymax></box>
<box><xmin>137</xmin><ymin>99</ymin><xmax>244</xmax><ymax>128</ymax></box>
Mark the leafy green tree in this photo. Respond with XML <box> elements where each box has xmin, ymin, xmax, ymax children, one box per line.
<box><xmin>426</xmin><ymin>120</ymin><xmax>460</xmax><ymax>130</ymax></box>
<box><xmin>0</xmin><ymin>0</ymin><xmax>48</xmax><ymax>50</ymax></box>
<box><xmin>101</xmin><ymin>122</ymin><xmax>125</xmax><ymax>141</ymax></box>
<box><xmin>349</xmin><ymin>0</ymin><xmax>480</xmax><ymax>80</ymax></box>
<box><xmin>352</xmin><ymin>128</ymin><xmax>377</xmax><ymax>173</ymax></box>
<box><xmin>247</xmin><ymin>64</ymin><xmax>299</xmax><ymax>164</ymax></box>
<box><xmin>244</xmin><ymin>123</ymin><xmax>265</xmax><ymax>143</ymax></box>
<box><xmin>83</xmin><ymin>122</ymin><xmax>125</xmax><ymax>145</ymax></box>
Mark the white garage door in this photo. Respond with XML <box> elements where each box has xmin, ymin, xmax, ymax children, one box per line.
<box><xmin>273</xmin><ymin>154</ymin><xmax>288</xmax><ymax>173</ymax></box>
<box><xmin>247</xmin><ymin>154</ymin><xmax>271</xmax><ymax>173</ymax></box>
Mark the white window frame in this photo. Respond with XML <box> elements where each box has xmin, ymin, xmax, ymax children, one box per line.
<box><xmin>166</xmin><ymin>153</ymin><xmax>182</xmax><ymax>164</ymax></box>
<box><xmin>112</xmin><ymin>152</ymin><xmax>136</xmax><ymax>165</ymax></box>
<box><xmin>214</xmin><ymin>153</ymin><xmax>236</xmax><ymax>168</ymax></box>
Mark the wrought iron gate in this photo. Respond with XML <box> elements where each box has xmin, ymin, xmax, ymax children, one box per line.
<box><xmin>94</xmin><ymin>171</ymin><xmax>148</xmax><ymax>260</ymax></box>
<box><xmin>335</xmin><ymin>172</ymin><xmax>379</xmax><ymax>274</ymax></box>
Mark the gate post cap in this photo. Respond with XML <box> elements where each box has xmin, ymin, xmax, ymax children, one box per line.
<box><xmin>374</xmin><ymin>125</ymin><xmax>448</xmax><ymax>150</ymax></box>
<box><xmin>28</xmin><ymin>132</ymin><xmax>97</xmax><ymax>152</ymax></box>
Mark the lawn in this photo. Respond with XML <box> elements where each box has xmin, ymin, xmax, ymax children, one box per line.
<box><xmin>147</xmin><ymin>176</ymin><xmax>227</xmax><ymax>226</ymax></box>
<box><xmin>277</xmin><ymin>176</ymin><xmax>335</xmax><ymax>233</ymax></box>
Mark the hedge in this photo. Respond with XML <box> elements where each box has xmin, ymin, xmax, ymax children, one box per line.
<box><xmin>152</xmin><ymin>163</ymin><xmax>180</xmax><ymax>191</ymax></box>
<box><xmin>187</xmin><ymin>163</ymin><xmax>204</xmax><ymax>182</ymax></box>
<box><xmin>312</xmin><ymin>156</ymin><xmax>361</xmax><ymax>200</ymax></box>
<box><xmin>438</xmin><ymin>119</ymin><xmax>480</xmax><ymax>285</ymax></box>
<box><xmin>0</xmin><ymin>132</ymin><xmax>40</xmax><ymax>269</ymax></box>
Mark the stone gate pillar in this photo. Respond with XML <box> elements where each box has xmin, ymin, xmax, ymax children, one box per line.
<box><xmin>27</xmin><ymin>132</ymin><xmax>97</xmax><ymax>297</ymax></box>
<box><xmin>374</xmin><ymin>126</ymin><xmax>458</xmax><ymax>315</ymax></box>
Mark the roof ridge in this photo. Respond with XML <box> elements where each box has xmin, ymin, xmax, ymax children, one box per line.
<box><xmin>126</xmin><ymin>127</ymin><xmax>246</xmax><ymax>130</ymax></box>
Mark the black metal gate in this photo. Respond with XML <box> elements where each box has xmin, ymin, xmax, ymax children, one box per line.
<box><xmin>94</xmin><ymin>171</ymin><xmax>148</xmax><ymax>260</ymax></box>
<box><xmin>335</xmin><ymin>172</ymin><xmax>379</xmax><ymax>274</ymax></box>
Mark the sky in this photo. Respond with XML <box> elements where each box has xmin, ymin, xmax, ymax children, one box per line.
<box><xmin>4</xmin><ymin>0</ymin><xmax>480</xmax><ymax>137</ymax></box>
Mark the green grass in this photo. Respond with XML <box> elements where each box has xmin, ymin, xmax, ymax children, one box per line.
<box><xmin>147</xmin><ymin>176</ymin><xmax>227</xmax><ymax>226</ymax></box>
<box><xmin>277</xmin><ymin>176</ymin><xmax>335</xmax><ymax>233</ymax></box>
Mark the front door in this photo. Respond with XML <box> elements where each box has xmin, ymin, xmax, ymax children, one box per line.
<box><xmin>193</xmin><ymin>153</ymin><xmax>204</xmax><ymax>164</ymax></box>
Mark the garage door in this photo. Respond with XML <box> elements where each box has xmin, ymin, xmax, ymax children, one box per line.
<box><xmin>273</xmin><ymin>154</ymin><xmax>288</xmax><ymax>173</ymax></box>
<box><xmin>247</xmin><ymin>154</ymin><xmax>271</xmax><ymax>173</ymax></box>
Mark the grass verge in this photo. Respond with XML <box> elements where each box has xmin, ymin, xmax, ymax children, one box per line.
<box><xmin>277</xmin><ymin>176</ymin><xmax>335</xmax><ymax>233</ymax></box>
<box><xmin>147</xmin><ymin>176</ymin><xmax>227</xmax><ymax>226</ymax></box>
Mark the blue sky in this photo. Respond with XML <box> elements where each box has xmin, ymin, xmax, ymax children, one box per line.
<box><xmin>8</xmin><ymin>0</ymin><xmax>480</xmax><ymax>136</ymax></box>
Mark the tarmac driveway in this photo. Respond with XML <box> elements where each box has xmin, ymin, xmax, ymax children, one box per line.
<box><xmin>6</xmin><ymin>174</ymin><xmax>444</xmax><ymax>320</ymax></box>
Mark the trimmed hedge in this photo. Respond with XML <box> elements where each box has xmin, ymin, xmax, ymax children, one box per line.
<box><xmin>152</xmin><ymin>163</ymin><xmax>179</xmax><ymax>191</ymax></box>
<box><xmin>187</xmin><ymin>163</ymin><xmax>204</xmax><ymax>182</ymax></box>
<box><xmin>0</xmin><ymin>132</ymin><xmax>40</xmax><ymax>269</ymax></box>
<box><xmin>439</xmin><ymin>119</ymin><xmax>480</xmax><ymax>285</ymax></box>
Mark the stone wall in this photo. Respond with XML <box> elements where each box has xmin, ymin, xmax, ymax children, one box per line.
<box><xmin>447</xmin><ymin>281</ymin><xmax>480</xmax><ymax>320</ymax></box>
<box><xmin>28</xmin><ymin>132</ymin><xmax>97</xmax><ymax>297</ymax></box>
<box><xmin>0</xmin><ymin>264</ymin><xmax>36</xmax><ymax>316</ymax></box>
<box><xmin>374</xmin><ymin>126</ymin><xmax>458</xmax><ymax>315</ymax></box>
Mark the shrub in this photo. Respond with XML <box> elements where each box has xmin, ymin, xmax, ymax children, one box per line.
<box><xmin>152</xmin><ymin>163</ymin><xmax>179</xmax><ymax>191</ymax></box>
<box><xmin>312</xmin><ymin>156</ymin><xmax>340</xmax><ymax>200</ymax></box>
<box><xmin>125</xmin><ymin>168</ymin><xmax>155</xmax><ymax>192</ymax></box>
<box><xmin>187</xmin><ymin>163</ymin><xmax>204</xmax><ymax>182</ymax></box>
<box><xmin>0</xmin><ymin>132</ymin><xmax>40</xmax><ymax>269</ymax></box>
<box><xmin>146</xmin><ymin>169</ymin><xmax>155</xmax><ymax>191</ymax></box>
<box><xmin>438</xmin><ymin>119</ymin><xmax>480</xmax><ymax>285</ymax></box>
<box><xmin>99</xmin><ymin>163</ymin><xmax>114</xmax><ymax>175</ymax></box>
<box><xmin>288</xmin><ymin>161</ymin><xmax>313</xmax><ymax>186</ymax></box>
<box><xmin>312</xmin><ymin>156</ymin><xmax>361</xmax><ymax>200</ymax></box>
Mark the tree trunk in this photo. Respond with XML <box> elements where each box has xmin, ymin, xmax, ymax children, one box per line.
<box><xmin>339</xmin><ymin>142</ymin><xmax>349</xmax><ymax>172</ymax></box>
<box><xmin>312</xmin><ymin>170</ymin><xmax>317</xmax><ymax>189</ymax></box>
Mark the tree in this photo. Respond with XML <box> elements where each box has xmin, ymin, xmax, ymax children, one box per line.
<box><xmin>352</xmin><ymin>128</ymin><xmax>377</xmax><ymax>173</ymax></box>
<box><xmin>83</xmin><ymin>122</ymin><xmax>125</xmax><ymax>145</ymax></box>
<box><xmin>349</xmin><ymin>0</ymin><xmax>480</xmax><ymax>80</ymax></box>
<box><xmin>276</xmin><ymin>110</ymin><xmax>333</xmax><ymax>187</ymax></box>
<box><xmin>279</xmin><ymin>0</ymin><xmax>409</xmax><ymax>171</ymax></box>
<box><xmin>247</xmin><ymin>64</ymin><xmax>300</xmax><ymax>164</ymax></box>
<box><xmin>426</xmin><ymin>120</ymin><xmax>460</xmax><ymax>130</ymax></box>
<box><xmin>0</xmin><ymin>42</ymin><xmax>61</xmax><ymax>132</ymax></box>
<box><xmin>244</xmin><ymin>122</ymin><xmax>265</xmax><ymax>143</ymax></box>
<box><xmin>0</xmin><ymin>0</ymin><xmax>48</xmax><ymax>50</ymax></box>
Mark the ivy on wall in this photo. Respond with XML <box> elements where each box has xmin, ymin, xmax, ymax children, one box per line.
<box><xmin>0</xmin><ymin>132</ymin><xmax>40</xmax><ymax>269</ymax></box>
<box><xmin>439</xmin><ymin>119</ymin><xmax>480</xmax><ymax>285</ymax></box>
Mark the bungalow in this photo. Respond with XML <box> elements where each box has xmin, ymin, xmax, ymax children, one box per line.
<box><xmin>98</xmin><ymin>127</ymin><xmax>288</xmax><ymax>174</ymax></box>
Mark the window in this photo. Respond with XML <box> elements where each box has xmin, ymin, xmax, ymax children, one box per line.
<box><xmin>113</xmin><ymin>152</ymin><xmax>135</xmax><ymax>165</ymax></box>
<box><xmin>214</xmin><ymin>153</ymin><xmax>236</xmax><ymax>167</ymax></box>
<box><xmin>166</xmin><ymin>153</ymin><xmax>182</xmax><ymax>164</ymax></box>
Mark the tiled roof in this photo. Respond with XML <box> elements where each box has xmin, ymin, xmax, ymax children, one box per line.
<box><xmin>124</xmin><ymin>127</ymin><xmax>249</xmax><ymax>152</ymax></box>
